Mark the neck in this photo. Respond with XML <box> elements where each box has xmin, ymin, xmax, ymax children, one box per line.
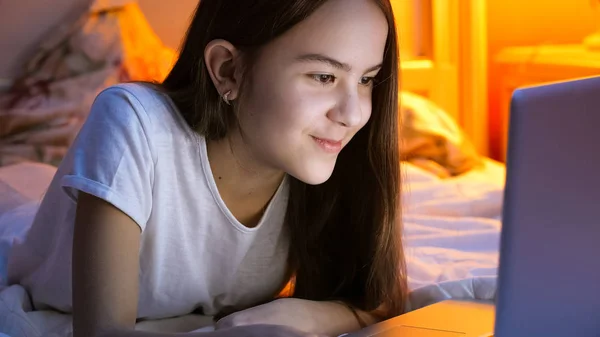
<box><xmin>206</xmin><ymin>130</ymin><xmax>285</xmax><ymax>227</ymax></box>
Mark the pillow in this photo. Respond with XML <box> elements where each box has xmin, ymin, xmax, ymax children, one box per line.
<box><xmin>0</xmin><ymin>0</ymin><xmax>94</xmax><ymax>80</ymax></box>
<box><xmin>0</xmin><ymin>3</ymin><xmax>176</xmax><ymax>167</ymax></box>
<box><xmin>400</xmin><ymin>91</ymin><xmax>482</xmax><ymax>178</ymax></box>
<box><xmin>0</xmin><ymin>0</ymin><xmax>138</xmax><ymax>84</ymax></box>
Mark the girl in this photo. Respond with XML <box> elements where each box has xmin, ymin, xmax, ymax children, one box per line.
<box><xmin>8</xmin><ymin>0</ymin><xmax>407</xmax><ymax>336</ymax></box>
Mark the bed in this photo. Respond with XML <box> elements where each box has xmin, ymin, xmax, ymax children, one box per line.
<box><xmin>0</xmin><ymin>157</ymin><xmax>505</xmax><ymax>336</ymax></box>
<box><xmin>0</xmin><ymin>1</ymin><xmax>502</xmax><ymax>336</ymax></box>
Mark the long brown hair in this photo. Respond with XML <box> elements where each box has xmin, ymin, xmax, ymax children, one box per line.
<box><xmin>161</xmin><ymin>0</ymin><xmax>407</xmax><ymax>317</ymax></box>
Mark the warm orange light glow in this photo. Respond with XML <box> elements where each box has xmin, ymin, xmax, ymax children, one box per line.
<box><xmin>276</xmin><ymin>276</ymin><xmax>295</xmax><ymax>298</ymax></box>
<box><xmin>487</xmin><ymin>0</ymin><xmax>598</xmax><ymax>160</ymax></box>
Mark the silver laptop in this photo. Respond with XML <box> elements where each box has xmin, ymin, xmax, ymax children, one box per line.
<box><xmin>348</xmin><ymin>75</ymin><xmax>600</xmax><ymax>337</ymax></box>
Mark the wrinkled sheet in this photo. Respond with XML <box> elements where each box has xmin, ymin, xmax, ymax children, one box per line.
<box><xmin>0</xmin><ymin>159</ymin><xmax>505</xmax><ymax>336</ymax></box>
<box><xmin>402</xmin><ymin>158</ymin><xmax>504</xmax><ymax>310</ymax></box>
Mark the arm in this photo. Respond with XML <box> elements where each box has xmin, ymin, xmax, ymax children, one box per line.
<box><xmin>72</xmin><ymin>191</ymin><xmax>154</xmax><ymax>337</ymax></box>
<box><xmin>72</xmin><ymin>192</ymin><xmax>212</xmax><ymax>337</ymax></box>
<box><xmin>72</xmin><ymin>193</ymin><xmax>320</xmax><ymax>337</ymax></box>
<box><xmin>295</xmin><ymin>300</ymin><xmax>384</xmax><ymax>335</ymax></box>
<box><xmin>216</xmin><ymin>298</ymin><xmax>388</xmax><ymax>337</ymax></box>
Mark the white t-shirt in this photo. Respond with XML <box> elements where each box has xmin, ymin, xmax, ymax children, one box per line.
<box><xmin>7</xmin><ymin>83</ymin><xmax>291</xmax><ymax>320</ymax></box>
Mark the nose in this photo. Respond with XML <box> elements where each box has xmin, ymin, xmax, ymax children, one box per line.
<box><xmin>327</xmin><ymin>90</ymin><xmax>363</xmax><ymax>128</ymax></box>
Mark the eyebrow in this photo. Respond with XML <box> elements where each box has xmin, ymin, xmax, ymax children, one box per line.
<box><xmin>295</xmin><ymin>53</ymin><xmax>382</xmax><ymax>73</ymax></box>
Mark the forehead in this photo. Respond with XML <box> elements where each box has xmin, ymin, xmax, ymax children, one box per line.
<box><xmin>266</xmin><ymin>0</ymin><xmax>389</xmax><ymax>69</ymax></box>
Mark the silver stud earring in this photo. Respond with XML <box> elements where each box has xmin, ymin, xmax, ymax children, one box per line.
<box><xmin>222</xmin><ymin>90</ymin><xmax>232</xmax><ymax>105</ymax></box>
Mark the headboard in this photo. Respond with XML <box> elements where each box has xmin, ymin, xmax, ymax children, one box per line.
<box><xmin>394</xmin><ymin>0</ymin><xmax>489</xmax><ymax>156</ymax></box>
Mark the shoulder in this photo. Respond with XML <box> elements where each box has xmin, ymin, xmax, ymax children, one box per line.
<box><xmin>91</xmin><ymin>82</ymin><xmax>171</xmax><ymax>123</ymax></box>
<box><xmin>88</xmin><ymin>82</ymin><xmax>195</xmax><ymax>143</ymax></box>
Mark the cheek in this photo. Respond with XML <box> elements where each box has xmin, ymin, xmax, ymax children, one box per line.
<box><xmin>360</xmin><ymin>96</ymin><xmax>373</xmax><ymax>127</ymax></box>
<box><xmin>242</xmin><ymin>81</ymin><xmax>323</xmax><ymax>137</ymax></box>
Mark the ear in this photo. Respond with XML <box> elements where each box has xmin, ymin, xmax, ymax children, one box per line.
<box><xmin>204</xmin><ymin>39</ymin><xmax>242</xmax><ymax>102</ymax></box>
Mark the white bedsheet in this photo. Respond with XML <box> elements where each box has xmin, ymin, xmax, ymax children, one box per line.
<box><xmin>402</xmin><ymin>158</ymin><xmax>504</xmax><ymax>310</ymax></box>
<box><xmin>0</xmin><ymin>159</ymin><xmax>505</xmax><ymax>336</ymax></box>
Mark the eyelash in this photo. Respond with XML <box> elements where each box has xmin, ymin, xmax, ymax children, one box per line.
<box><xmin>310</xmin><ymin>74</ymin><xmax>376</xmax><ymax>87</ymax></box>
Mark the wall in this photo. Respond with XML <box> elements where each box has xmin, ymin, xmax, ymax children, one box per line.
<box><xmin>486</xmin><ymin>0</ymin><xmax>599</xmax><ymax>159</ymax></box>
<box><xmin>137</xmin><ymin>0</ymin><xmax>198</xmax><ymax>50</ymax></box>
<box><xmin>487</xmin><ymin>0</ymin><xmax>598</xmax><ymax>55</ymax></box>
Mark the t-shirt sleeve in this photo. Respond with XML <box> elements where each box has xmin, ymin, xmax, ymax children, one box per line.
<box><xmin>60</xmin><ymin>86</ymin><xmax>156</xmax><ymax>231</ymax></box>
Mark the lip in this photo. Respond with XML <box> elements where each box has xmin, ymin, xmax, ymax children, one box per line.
<box><xmin>312</xmin><ymin>136</ymin><xmax>343</xmax><ymax>153</ymax></box>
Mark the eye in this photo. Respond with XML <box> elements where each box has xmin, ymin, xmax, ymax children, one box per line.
<box><xmin>311</xmin><ymin>74</ymin><xmax>336</xmax><ymax>85</ymax></box>
<box><xmin>360</xmin><ymin>76</ymin><xmax>375</xmax><ymax>86</ymax></box>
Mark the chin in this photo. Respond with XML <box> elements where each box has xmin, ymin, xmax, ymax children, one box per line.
<box><xmin>287</xmin><ymin>158</ymin><xmax>337</xmax><ymax>185</ymax></box>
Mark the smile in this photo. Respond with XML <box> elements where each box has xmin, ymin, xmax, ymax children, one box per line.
<box><xmin>312</xmin><ymin>136</ymin><xmax>343</xmax><ymax>154</ymax></box>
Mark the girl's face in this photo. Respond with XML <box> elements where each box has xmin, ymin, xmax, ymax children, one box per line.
<box><xmin>236</xmin><ymin>0</ymin><xmax>389</xmax><ymax>185</ymax></box>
